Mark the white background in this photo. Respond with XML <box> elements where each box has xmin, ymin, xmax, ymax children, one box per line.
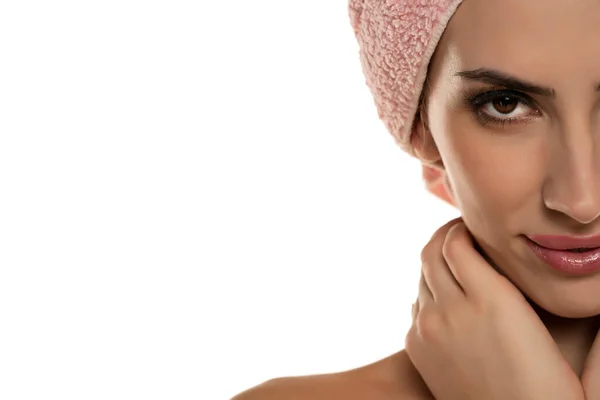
<box><xmin>0</xmin><ymin>1</ymin><xmax>458</xmax><ymax>399</ymax></box>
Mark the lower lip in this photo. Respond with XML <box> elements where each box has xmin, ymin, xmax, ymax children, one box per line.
<box><xmin>526</xmin><ymin>239</ymin><xmax>600</xmax><ymax>275</ymax></box>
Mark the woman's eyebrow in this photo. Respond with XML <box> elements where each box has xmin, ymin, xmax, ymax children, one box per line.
<box><xmin>455</xmin><ymin>68</ymin><xmax>556</xmax><ymax>98</ymax></box>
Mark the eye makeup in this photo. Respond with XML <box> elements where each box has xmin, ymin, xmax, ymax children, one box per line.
<box><xmin>461</xmin><ymin>87</ymin><xmax>542</xmax><ymax>127</ymax></box>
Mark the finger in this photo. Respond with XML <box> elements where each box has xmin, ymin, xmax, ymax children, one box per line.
<box><xmin>418</xmin><ymin>272</ymin><xmax>434</xmax><ymax>308</ymax></box>
<box><xmin>421</xmin><ymin>218</ymin><xmax>466</xmax><ymax>301</ymax></box>
<box><xmin>412</xmin><ymin>298</ymin><xmax>420</xmax><ymax>320</ymax></box>
<box><xmin>421</xmin><ymin>218</ymin><xmax>463</xmax><ymax>259</ymax></box>
<box><xmin>442</xmin><ymin>222</ymin><xmax>502</xmax><ymax>298</ymax></box>
<box><xmin>422</xmin><ymin>252</ymin><xmax>465</xmax><ymax>302</ymax></box>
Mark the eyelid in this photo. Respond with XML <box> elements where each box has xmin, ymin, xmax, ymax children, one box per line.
<box><xmin>463</xmin><ymin>87</ymin><xmax>542</xmax><ymax>126</ymax></box>
<box><xmin>466</xmin><ymin>88</ymin><xmax>537</xmax><ymax>108</ymax></box>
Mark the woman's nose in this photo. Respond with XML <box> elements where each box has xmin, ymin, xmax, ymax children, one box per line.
<box><xmin>543</xmin><ymin>139</ymin><xmax>600</xmax><ymax>225</ymax></box>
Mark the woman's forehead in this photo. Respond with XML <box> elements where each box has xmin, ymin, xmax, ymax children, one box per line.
<box><xmin>438</xmin><ymin>0</ymin><xmax>600</xmax><ymax>83</ymax></box>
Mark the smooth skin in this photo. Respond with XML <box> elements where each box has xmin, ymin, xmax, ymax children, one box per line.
<box><xmin>407</xmin><ymin>219</ymin><xmax>584</xmax><ymax>400</ymax></box>
<box><xmin>232</xmin><ymin>0</ymin><xmax>600</xmax><ymax>398</ymax></box>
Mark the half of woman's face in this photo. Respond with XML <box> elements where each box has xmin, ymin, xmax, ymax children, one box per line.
<box><xmin>422</xmin><ymin>0</ymin><xmax>600</xmax><ymax>318</ymax></box>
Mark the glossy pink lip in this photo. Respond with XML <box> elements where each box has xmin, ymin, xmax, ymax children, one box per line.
<box><xmin>526</xmin><ymin>235</ymin><xmax>600</xmax><ymax>275</ymax></box>
<box><xmin>528</xmin><ymin>235</ymin><xmax>600</xmax><ymax>250</ymax></box>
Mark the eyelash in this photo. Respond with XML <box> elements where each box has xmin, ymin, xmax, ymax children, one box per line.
<box><xmin>464</xmin><ymin>89</ymin><xmax>540</xmax><ymax>126</ymax></box>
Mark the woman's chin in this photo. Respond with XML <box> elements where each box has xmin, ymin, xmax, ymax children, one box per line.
<box><xmin>528</xmin><ymin>292</ymin><xmax>600</xmax><ymax>319</ymax></box>
<box><xmin>545</xmin><ymin>305</ymin><xmax>599</xmax><ymax>319</ymax></box>
<box><xmin>506</xmin><ymin>266</ymin><xmax>600</xmax><ymax>319</ymax></box>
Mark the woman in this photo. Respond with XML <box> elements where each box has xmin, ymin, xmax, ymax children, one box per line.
<box><xmin>232</xmin><ymin>0</ymin><xmax>600</xmax><ymax>398</ymax></box>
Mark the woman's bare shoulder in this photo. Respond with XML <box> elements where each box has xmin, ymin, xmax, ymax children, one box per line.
<box><xmin>230</xmin><ymin>350</ymin><xmax>434</xmax><ymax>400</ymax></box>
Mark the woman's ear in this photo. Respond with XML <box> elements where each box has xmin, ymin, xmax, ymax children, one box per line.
<box><xmin>412</xmin><ymin>122</ymin><xmax>456</xmax><ymax>206</ymax></box>
<box><xmin>411</xmin><ymin>100</ymin><xmax>456</xmax><ymax>206</ymax></box>
<box><xmin>411</xmin><ymin>113</ymin><xmax>457</xmax><ymax>206</ymax></box>
<box><xmin>411</xmin><ymin>115</ymin><xmax>444</xmax><ymax>171</ymax></box>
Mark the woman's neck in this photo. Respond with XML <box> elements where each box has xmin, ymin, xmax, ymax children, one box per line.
<box><xmin>480</xmin><ymin>244</ymin><xmax>600</xmax><ymax>375</ymax></box>
<box><xmin>529</xmin><ymin>300</ymin><xmax>600</xmax><ymax>376</ymax></box>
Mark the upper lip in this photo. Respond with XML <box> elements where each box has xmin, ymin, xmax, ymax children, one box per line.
<box><xmin>528</xmin><ymin>235</ymin><xmax>600</xmax><ymax>250</ymax></box>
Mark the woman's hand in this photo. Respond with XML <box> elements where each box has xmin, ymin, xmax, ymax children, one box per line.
<box><xmin>581</xmin><ymin>325</ymin><xmax>600</xmax><ymax>399</ymax></box>
<box><xmin>405</xmin><ymin>218</ymin><xmax>585</xmax><ymax>400</ymax></box>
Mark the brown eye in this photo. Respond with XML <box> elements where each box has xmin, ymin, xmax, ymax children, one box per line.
<box><xmin>468</xmin><ymin>89</ymin><xmax>540</xmax><ymax>125</ymax></box>
<box><xmin>492</xmin><ymin>96</ymin><xmax>519</xmax><ymax>114</ymax></box>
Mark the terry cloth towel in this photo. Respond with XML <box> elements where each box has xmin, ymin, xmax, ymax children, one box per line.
<box><xmin>348</xmin><ymin>0</ymin><xmax>464</xmax><ymax>206</ymax></box>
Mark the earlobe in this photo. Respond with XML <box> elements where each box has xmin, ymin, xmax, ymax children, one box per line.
<box><xmin>422</xmin><ymin>163</ymin><xmax>456</xmax><ymax>206</ymax></box>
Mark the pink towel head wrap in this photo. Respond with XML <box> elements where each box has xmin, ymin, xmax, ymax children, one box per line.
<box><xmin>348</xmin><ymin>0</ymin><xmax>464</xmax><ymax>206</ymax></box>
